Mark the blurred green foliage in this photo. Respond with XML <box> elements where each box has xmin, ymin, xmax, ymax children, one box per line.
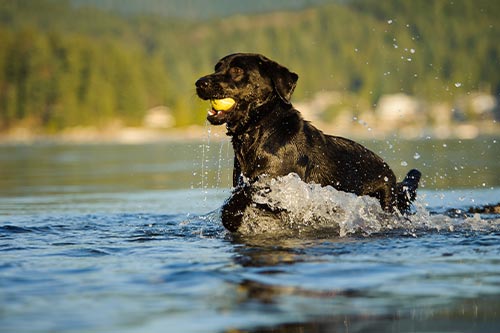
<box><xmin>0</xmin><ymin>0</ymin><xmax>498</xmax><ymax>131</ymax></box>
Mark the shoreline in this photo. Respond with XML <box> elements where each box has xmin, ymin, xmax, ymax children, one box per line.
<box><xmin>0</xmin><ymin>125</ymin><xmax>229</xmax><ymax>145</ymax></box>
<box><xmin>1</xmin><ymin>123</ymin><xmax>499</xmax><ymax>145</ymax></box>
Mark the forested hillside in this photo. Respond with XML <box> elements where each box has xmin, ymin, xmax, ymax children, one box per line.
<box><xmin>70</xmin><ymin>0</ymin><xmax>332</xmax><ymax>19</ymax></box>
<box><xmin>0</xmin><ymin>0</ymin><xmax>498</xmax><ymax>132</ymax></box>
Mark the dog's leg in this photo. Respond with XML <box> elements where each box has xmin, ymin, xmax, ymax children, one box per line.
<box><xmin>377</xmin><ymin>184</ymin><xmax>396</xmax><ymax>213</ymax></box>
<box><xmin>360</xmin><ymin>178</ymin><xmax>397</xmax><ymax>213</ymax></box>
<box><xmin>221</xmin><ymin>184</ymin><xmax>252</xmax><ymax>232</ymax></box>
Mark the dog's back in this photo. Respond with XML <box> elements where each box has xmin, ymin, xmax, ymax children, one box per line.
<box><xmin>249</xmin><ymin>105</ymin><xmax>417</xmax><ymax>213</ymax></box>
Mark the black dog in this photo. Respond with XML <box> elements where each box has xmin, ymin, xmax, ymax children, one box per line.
<box><xmin>196</xmin><ymin>53</ymin><xmax>421</xmax><ymax>232</ymax></box>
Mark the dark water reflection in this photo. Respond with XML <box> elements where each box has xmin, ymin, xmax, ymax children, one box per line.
<box><xmin>0</xmin><ymin>137</ymin><xmax>499</xmax><ymax>198</ymax></box>
<box><xmin>361</xmin><ymin>137</ymin><xmax>500</xmax><ymax>189</ymax></box>
<box><xmin>0</xmin><ymin>142</ymin><xmax>230</xmax><ymax>195</ymax></box>
<box><xmin>228</xmin><ymin>231</ymin><xmax>500</xmax><ymax>333</ymax></box>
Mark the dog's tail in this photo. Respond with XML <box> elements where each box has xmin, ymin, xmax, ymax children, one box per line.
<box><xmin>396</xmin><ymin>169</ymin><xmax>422</xmax><ymax>214</ymax></box>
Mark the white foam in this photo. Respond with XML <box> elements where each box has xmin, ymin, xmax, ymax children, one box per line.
<box><xmin>234</xmin><ymin>173</ymin><xmax>500</xmax><ymax>237</ymax></box>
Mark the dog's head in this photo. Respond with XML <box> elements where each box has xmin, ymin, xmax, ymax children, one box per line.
<box><xmin>195</xmin><ymin>53</ymin><xmax>298</xmax><ymax>126</ymax></box>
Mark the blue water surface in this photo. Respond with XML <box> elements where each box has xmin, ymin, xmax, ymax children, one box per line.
<box><xmin>1</xmin><ymin>141</ymin><xmax>499</xmax><ymax>333</ymax></box>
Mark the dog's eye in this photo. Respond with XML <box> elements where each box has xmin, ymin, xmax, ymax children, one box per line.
<box><xmin>229</xmin><ymin>67</ymin><xmax>244</xmax><ymax>77</ymax></box>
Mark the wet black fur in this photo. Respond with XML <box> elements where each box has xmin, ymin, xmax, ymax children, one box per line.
<box><xmin>196</xmin><ymin>53</ymin><xmax>421</xmax><ymax>232</ymax></box>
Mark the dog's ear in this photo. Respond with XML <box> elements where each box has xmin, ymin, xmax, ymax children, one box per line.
<box><xmin>260</xmin><ymin>56</ymin><xmax>298</xmax><ymax>104</ymax></box>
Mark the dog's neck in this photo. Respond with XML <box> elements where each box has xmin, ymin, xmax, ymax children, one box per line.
<box><xmin>226</xmin><ymin>96</ymin><xmax>289</xmax><ymax>137</ymax></box>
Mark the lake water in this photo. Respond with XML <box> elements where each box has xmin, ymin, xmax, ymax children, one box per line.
<box><xmin>1</xmin><ymin>136</ymin><xmax>499</xmax><ymax>333</ymax></box>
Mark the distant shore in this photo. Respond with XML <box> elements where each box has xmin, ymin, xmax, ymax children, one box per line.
<box><xmin>0</xmin><ymin>125</ymin><xmax>229</xmax><ymax>145</ymax></box>
<box><xmin>1</xmin><ymin>121</ymin><xmax>499</xmax><ymax>145</ymax></box>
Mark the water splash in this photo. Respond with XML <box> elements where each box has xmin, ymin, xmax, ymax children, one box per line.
<box><xmin>233</xmin><ymin>173</ymin><xmax>500</xmax><ymax>237</ymax></box>
<box><xmin>215</xmin><ymin>140</ymin><xmax>225</xmax><ymax>188</ymax></box>
<box><xmin>201</xmin><ymin>123</ymin><xmax>211</xmax><ymax>199</ymax></box>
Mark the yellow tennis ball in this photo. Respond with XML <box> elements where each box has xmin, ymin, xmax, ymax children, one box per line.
<box><xmin>210</xmin><ymin>98</ymin><xmax>236</xmax><ymax>111</ymax></box>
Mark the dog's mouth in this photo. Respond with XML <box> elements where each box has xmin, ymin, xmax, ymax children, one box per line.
<box><xmin>207</xmin><ymin>98</ymin><xmax>236</xmax><ymax>124</ymax></box>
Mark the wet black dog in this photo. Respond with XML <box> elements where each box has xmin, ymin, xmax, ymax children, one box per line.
<box><xmin>196</xmin><ymin>53</ymin><xmax>421</xmax><ymax>232</ymax></box>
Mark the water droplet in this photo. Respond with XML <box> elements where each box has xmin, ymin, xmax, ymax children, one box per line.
<box><xmin>384</xmin><ymin>176</ymin><xmax>389</xmax><ymax>182</ymax></box>
<box><xmin>413</xmin><ymin>152</ymin><xmax>420</xmax><ymax>159</ymax></box>
<box><xmin>401</xmin><ymin>161</ymin><xmax>408</xmax><ymax>166</ymax></box>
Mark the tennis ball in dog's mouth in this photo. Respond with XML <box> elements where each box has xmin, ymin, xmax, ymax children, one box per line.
<box><xmin>210</xmin><ymin>98</ymin><xmax>236</xmax><ymax>111</ymax></box>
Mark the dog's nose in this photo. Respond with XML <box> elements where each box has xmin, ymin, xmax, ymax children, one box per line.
<box><xmin>195</xmin><ymin>77</ymin><xmax>210</xmax><ymax>89</ymax></box>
